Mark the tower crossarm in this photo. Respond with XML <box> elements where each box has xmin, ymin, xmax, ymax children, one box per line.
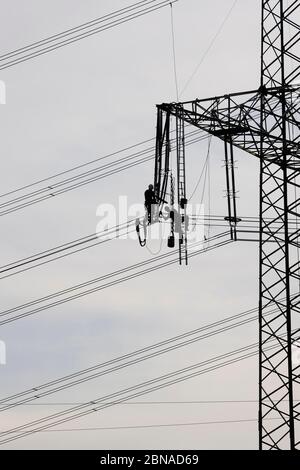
<box><xmin>160</xmin><ymin>85</ymin><xmax>300</xmax><ymax>168</ymax></box>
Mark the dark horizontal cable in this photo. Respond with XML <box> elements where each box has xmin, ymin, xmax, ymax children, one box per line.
<box><xmin>38</xmin><ymin>416</ymin><xmax>281</xmax><ymax>433</ymax></box>
<box><xmin>0</xmin><ymin>122</ymin><xmax>197</xmax><ymax>199</ymax></box>
<box><xmin>0</xmin><ymin>208</ymin><xmax>255</xmax><ymax>282</ymax></box>
<box><xmin>0</xmin><ymin>234</ymin><xmax>231</xmax><ymax>326</ymax></box>
<box><xmin>0</xmin><ymin>148</ymin><xmax>155</xmax><ymax>209</ymax></box>
<box><xmin>6</xmin><ymin>324</ymin><xmax>296</xmax><ymax>444</ymax></box>
<box><xmin>0</xmin><ymin>342</ymin><xmax>275</xmax><ymax>445</ymax></box>
<box><xmin>9</xmin><ymin>300</ymin><xmax>299</xmax><ymax>441</ymax></box>
<box><xmin>0</xmin><ymin>129</ymin><xmax>203</xmax><ymax>205</ymax></box>
<box><xmin>0</xmin><ymin>222</ymin><xmax>250</xmax><ymax>282</ymax></box>
<box><xmin>0</xmin><ymin>131</ymin><xmax>206</xmax><ymax>217</ymax></box>
<box><xmin>0</xmin><ymin>305</ymin><xmax>263</xmax><ymax>412</ymax></box>
<box><xmin>0</xmin><ymin>226</ymin><xmax>135</xmax><ymax>281</ymax></box>
<box><xmin>0</xmin><ymin>237</ymin><xmax>209</xmax><ymax>316</ymax></box>
<box><xmin>0</xmin><ymin>1</ymin><xmax>159</xmax><ymax>60</ymax></box>
<box><xmin>18</xmin><ymin>399</ymin><xmax>293</xmax><ymax>406</ymax></box>
<box><xmin>0</xmin><ymin>222</ymin><xmax>136</xmax><ymax>280</ymax></box>
<box><xmin>1</xmin><ymin>342</ymin><xmax>260</xmax><ymax>434</ymax></box>
<box><xmin>0</xmin><ymin>138</ymin><xmax>155</xmax><ymax>199</ymax></box>
<box><xmin>0</xmin><ymin>156</ymin><xmax>154</xmax><ymax>216</ymax></box>
<box><xmin>0</xmin><ymin>220</ymin><xmax>134</xmax><ymax>271</ymax></box>
<box><xmin>0</xmin><ymin>218</ymin><xmax>287</xmax><ymax>282</ymax></box>
<box><xmin>0</xmin><ymin>296</ymin><xmax>268</xmax><ymax>408</ymax></box>
<box><xmin>0</xmin><ymin>240</ymin><xmax>228</xmax><ymax>324</ymax></box>
<box><xmin>0</xmin><ymin>1</ymin><xmax>177</xmax><ymax>71</ymax></box>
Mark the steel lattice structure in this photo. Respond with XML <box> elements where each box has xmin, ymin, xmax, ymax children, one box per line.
<box><xmin>153</xmin><ymin>0</ymin><xmax>300</xmax><ymax>449</ymax></box>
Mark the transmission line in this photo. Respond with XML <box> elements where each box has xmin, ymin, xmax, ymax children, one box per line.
<box><xmin>36</xmin><ymin>416</ymin><xmax>281</xmax><ymax>433</ymax></box>
<box><xmin>0</xmin><ymin>0</ymin><xmax>178</xmax><ymax>71</ymax></box>
<box><xmin>0</xmin><ymin>233</ymin><xmax>231</xmax><ymax>327</ymax></box>
<box><xmin>0</xmin><ymin>341</ymin><xmax>276</xmax><ymax>445</ymax></box>
<box><xmin>0</xmin><ymin>219</ymin><xmax>137</xmax><ymax>280</ymax></box>
<box><xmin>0</xmin><ymin>130</ymin><xmax>206</xmax><ymax>217</ymax></box>
<box><xmin>0</xmin><ymin>301</ymin><xmax>280</xmax><ymax>415</ymax></box>
<box><xmin>0</xmin><ymin>213</ymin><xmax>268</xmax><ymax>281</ymax></box>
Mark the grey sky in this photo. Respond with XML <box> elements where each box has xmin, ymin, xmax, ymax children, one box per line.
<box><xmin>0</xmin><ymin>0</ymin><xmax>263</xmax><ymax>449</ymax></box>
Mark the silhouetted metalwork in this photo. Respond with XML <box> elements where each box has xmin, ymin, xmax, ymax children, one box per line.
<box><xmin>153</xmin><ymin>0</ymin><xmax>300</xmax><ymax>449</ymax></box>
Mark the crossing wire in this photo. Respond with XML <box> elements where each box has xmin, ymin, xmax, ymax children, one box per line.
<box><xmin>0</xmin><ymin>0</ymin><xmax>179</xmax><ymax>71</ymax></box>
<box><xmin>0</xmin><ymin>341</ymin><xmax>278</xmax><ymax>445</ymax></box>
<box><xmin>0</xmin><ymin>233</ymin><xmax>232</xmax><ymax>327</ymax></box>
<box><xmin>0</xmin><ymin>301</ymin><xmax>280</xmax><ymax>414</ymax></box>
<box><xmin>0</xmin><ymin>130</ymin><xmax>207</xmax><ymax>217</ymax></box>
<box><xmin>0</xmin><ymin>214</ymin><xmax>269</xmax><ymax>282</ymax></box>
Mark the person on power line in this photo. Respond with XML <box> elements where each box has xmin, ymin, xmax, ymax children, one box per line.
<box><xmin>144</xmin><ymin>184</ymin><xmax>157</xmax><ymax>223</ymax></box>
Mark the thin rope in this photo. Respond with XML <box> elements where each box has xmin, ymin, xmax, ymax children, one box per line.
<box><xmin>189</xmin><ymin>136</ymin><xmax>212</xmax><ymax>201</ymax></box>
<box><xmin>145</xmin><ymin>229</ymin><xmax>164</xmax><ymax>255</ymax></box>
<box><xmin>170</xmin><ymin>3</ymin><xmax>179</xmax><ymax>101</ymax></box>
<box><xmin>201</xmin><ymin>159</ymin><xmax>209</xmax><ymax>245</ymax></box>
<box><xmin>180</xmin><ymin>0</ymin><xmax>239</xmax><ymax>97</ymax></box>
<box><xmin>189</xmin><ymin>137</ymin><xmax>212</xmax><ymax>201</ymax></box>
<box><xmin>207</xmin><ymin>138</ymin><xmax>211</xmax><ymax>245</ymax></box>
<box><xmin>188</xmin><ymin>137</ymin><xmax>212</xmax><ymax>241</ymax></box>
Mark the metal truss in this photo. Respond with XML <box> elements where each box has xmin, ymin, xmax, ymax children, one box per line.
<box><xmin>153</xmin><ymin>0</ymin><xmax>300</xmax><ymax>450</ymax></box>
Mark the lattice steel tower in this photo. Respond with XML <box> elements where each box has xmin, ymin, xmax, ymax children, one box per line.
<box><xmin>153</xmin><ymin>0</ymin><xmax>300</xmax><ymax>449</ymax></box>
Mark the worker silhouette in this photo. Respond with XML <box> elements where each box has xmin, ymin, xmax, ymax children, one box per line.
<box><xmin>144</xmin><ymin>184</ymin><xmax>156</xmax><ymax>223</ymax></box>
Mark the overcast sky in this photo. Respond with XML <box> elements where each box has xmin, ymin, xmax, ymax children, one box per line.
<box><xmin>0</xmin><ymin>0</ymin><xmax>264</xmax><ymax>449</ymax></box>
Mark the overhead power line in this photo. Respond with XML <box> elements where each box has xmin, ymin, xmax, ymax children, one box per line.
<box><xmin>0</xmin><ymin>213</ymin><xmax>269</xmax><ymax>281</ymax></box>
<box><xmin>0</xmin><ymin>340</ymin><xmax>277</xmax><ymax>445</ymax></box>
<box><xmin>0</xmin><ymin>100</ymin><xmax>277</xmax><ymax>218</ymax></box>
<box><xmin>0</xmin><ymin>0</ymin><xmax>178</xmax><ymax>71</ymax></box>
<box><xmin>0</xmin><ymin>293</ymin><xmax>266</xmax><ymax>412</ymax></box>
<box><xmin>10</xmin><ymin>399</ymin><xmax>282</xmax><ymax>406</ymax></box>
<box><xmin>0</xmin><ymin>232</ymin><xmax>231</xmax><ymax>327</ymax></box>
<box><xmin>0</xmin><ymin>129</ymin><xmax>206</xmax><ymax>217</ymax></box>
<box><xmin>37</xmin><ymin>416</ymin><xmax>281</xmax><ymax>433</ymax></box>
<box><xmin>1</xmin><ymin>296</ymin><xmax>295</xmax><ymax>444</ymax></box>
<box><xmin>1</xmin><ymin>295</ymin><xmax>287</xmax><ymax>416</ymax></box>
<box><xmin>0</xmin><ymin>317</ymin><xmax>296</xmax><ymax>444</ymax></box>
<box><xmin>0</xmin><ymin>219</ymin><xmax>137</xmax><ymax>281</ymax></box>
<box><xmin>0</xmin><ymin>138</ymin><xmax>155</xmax><ymax>199</ymax></box>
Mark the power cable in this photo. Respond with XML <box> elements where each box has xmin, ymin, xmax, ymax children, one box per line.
<box><xmin>0</xmin><ymin>1</ymin><xmax>178</xmax><ymax>71</ymax></box>
<box><xmin>0</xmin><ymin>341</ymin><xmax>277</xmax><ymax>445</ymax></box>
<box><xmin>0</xmin><ymin>214</ymin><xmax>279</xmax><ymax>281</ymax></box>
<box><xmin>0</xmin><ymin>296</ymin><xmax>288</xmax><ymax>414</ymax></box>
<box><xmin>0</xmin><ymin>294</ymin><xmax>265</xmax><ymax>412</ymax></box>
<box><xmin>0</xmin><ymin>220</ymin><xmax>137</xmax><ymax>281</ymax></box>
<box><xmin>0</xmin><ymin>131</ymin><xmax>207</xmax><ymax>217</ymax></box>
<box><xmin>35</xmin><ymin>416</ymin><xmax>281</xmax><ymax>433</ymax></box>
<box><xmin>0</xmin><ymin>233</ymin><xmax>231</xmax><ymax>327</ymax></box>
<box><xmin>17</xmin><ymin>399</ymin><xmax>298</xmax><ymax>406</ymax></box>
<box><xmin>1</xmin><ymin>317</ymin><xmax>296</xmax><ymax>443</ymax></box>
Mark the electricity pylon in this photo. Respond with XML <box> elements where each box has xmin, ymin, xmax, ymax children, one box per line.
<box><xmin>153</xmin><ymin>1</ymin><xmax>300</xmax><ymax>449</ymax></box>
